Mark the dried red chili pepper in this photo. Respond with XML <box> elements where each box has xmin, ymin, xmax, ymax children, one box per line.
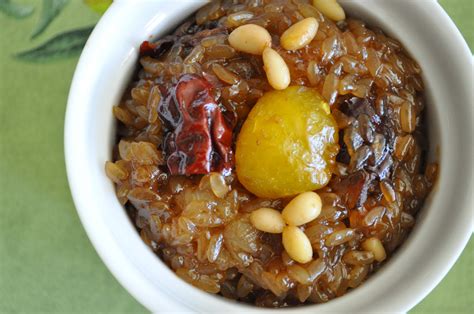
<box><xmin>159</xmin><ymin>74</ymin><xmax>233</xmax><ymax>176</ymax></box>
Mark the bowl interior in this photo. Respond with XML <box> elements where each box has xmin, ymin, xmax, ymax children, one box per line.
<box><xmin>65</xmin><ymin>0</ymin><xmax>473</xmax><ymax>312</ymax></box>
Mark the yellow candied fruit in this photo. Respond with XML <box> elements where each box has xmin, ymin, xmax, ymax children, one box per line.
<box><xmin>235</xmin><ymin>86</ymin><xmax>339</xmax><ymax>198</ymax></box>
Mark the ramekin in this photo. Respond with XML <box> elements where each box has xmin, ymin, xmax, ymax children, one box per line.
<box><xmin>65</xmin><ymin>0</ymin><xmax>473</xmax><ymax>312</ymax></box>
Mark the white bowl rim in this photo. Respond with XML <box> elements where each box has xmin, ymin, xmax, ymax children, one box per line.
<box><xmin>65</xmin><ymin>0</ymin><xmax>474</xmax><ymax>312</ymax></box>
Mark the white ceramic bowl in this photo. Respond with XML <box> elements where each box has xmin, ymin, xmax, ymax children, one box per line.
<box><xmin>65</xmin><ymin>0</ymin><xmax>473</xmax><ymax>312</ymax></box>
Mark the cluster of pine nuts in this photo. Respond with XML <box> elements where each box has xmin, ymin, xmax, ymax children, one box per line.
<box><xmin>228</xmin><ymin>0</ymin><xmax>345</xmax><ymax>90</ymax></box>
<box><xmin>250</xmin><ymin>191</ymin><xmax>387</xmax><ymax>264</ymax></box>
<box><xmin>250</xmin><ymin>192</ymin><xmax>322</xmax><ymax>263</ymax></box>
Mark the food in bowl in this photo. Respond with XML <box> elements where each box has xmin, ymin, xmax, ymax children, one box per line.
<box><xmin>105</xmin><ymin>0</ymin><xmax>437</xmax><ymax>307</ymax></box>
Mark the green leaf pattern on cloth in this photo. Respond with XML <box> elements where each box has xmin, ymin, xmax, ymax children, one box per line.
<box><xmin>2</xmin><ymin>0</ymin><xmax>112</xmax><ymax>62</ymax></box>
<box><xmin>31</xmin><ymin>0</ymin><xmax>70</xmax><ymax>38</ymax></box>
<box><xmin>0</xmin><ymin>0</ymin><xmax>34</xmax><ymax>18</ymax></box>
<box><xmin>15</xmin><ymin>26</ymin><xmax>94</xmax><ymax>62</ymax></box>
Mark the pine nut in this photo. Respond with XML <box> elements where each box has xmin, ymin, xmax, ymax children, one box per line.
<box><xmin>262</xmin><ymin>47</ymin><xmax>291</xmax><ymax>90</ymax></box>
<box><xmin>282</xmin><ymin>191</ymin><xmax>322</xmax><ymax>226</ymax></box>
<box><xmin>282</xmin><ymin>226</ymin><xmax>313</xmax><ymax>264</ymax></box>
<box><xmin>228</xmin><ymin>24</ymin><xmax>272</xmax><ymax>55</ymax></box>
<box><xmin>281</xmin><ymin>17</ymin><xmax>319</xmax><ymax>51</ymax></box>
<box><xmin>250</xmin><ymin>208</ymin><xmax>285</xmax><ymax>234</ymax></box>
<box><xmin>312</xmin><ymin>0</ymin><xmax>346</xmax><ymax>22</ymax></box>
<box><xmin>362</xmin><ymin>237</ymin><xmax>386</xmax><ymax>262</ymax></box>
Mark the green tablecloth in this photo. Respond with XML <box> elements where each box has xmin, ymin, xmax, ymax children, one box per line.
<box><xmin>0</xmin><ymin>1</ymin><xmax>472</xmax><ymax>312</ymax></box>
